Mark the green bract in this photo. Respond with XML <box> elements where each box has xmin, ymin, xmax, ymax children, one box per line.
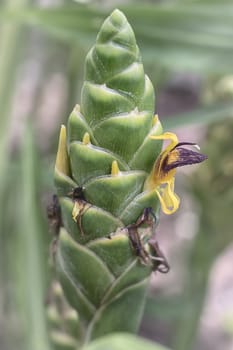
<box><xmin>54</xmin><ymin>9</ymin><xmax>162</xmax><ymax>343</ymax></box>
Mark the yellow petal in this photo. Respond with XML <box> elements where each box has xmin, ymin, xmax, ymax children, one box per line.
<box><xmin>156</xmin><ymin>179</ymin><xmax>180</xmax><ymax>215</ymax></box>
<box><xmin>150</xmin><ymin>132</ymin><xmax>179</xmax><ymax>175</ymax></box>
<box><xmin>150</xmin><ymin>132</ymin><xmax>178</xmax><ymax>153</ymax></box>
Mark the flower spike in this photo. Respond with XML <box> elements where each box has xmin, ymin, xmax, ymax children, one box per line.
<box><xmin>52</xmin><ymin>9</ymin><xmax>208</xmax><ymax>345</ymax></box>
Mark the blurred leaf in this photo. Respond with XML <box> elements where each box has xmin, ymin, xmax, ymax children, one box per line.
<box><xmin>188</xmin><ymin>0</ymin><xmax>233</xmax><ymax>4</ymax></box>
<box><xmin>17</xmin><ymin>124</ymin><xmax>51</xmax><ymax>350</ymax></box>
<box><xmin>0</xmin><ymin>0</ymin><xmax>30</xmax><ymax>192</ymax></box>
<box><xmin>1</xmin><ymin>1</ymin><xmax>233</xmax><ymax>73</ymax></box>
<box><xmin>82</xmin><ymin>333</ymin><xmax>170</xmax><ymax>350</ymax></box>
<box><xmin>144</xmin><ymin>295</ymin><xmax>191</xmax><ymax>321</ymax></box>
<box><xmin>0</xmin><ymin>0</ymin><xmax>33</xmax><ymax>348</ymax></box>
<box><xmin>174</xmin><ymin>119</ymin><xmax>233</xmax><ymax>350</ymax></box>
<box><xmin>162</xmin><ymin>102</ymin><xmax>233</xmax><ymax>129</ymax></box>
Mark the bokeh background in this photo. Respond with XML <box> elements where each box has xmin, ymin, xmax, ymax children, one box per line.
<box><xmin>1</xmin><ymin>0</ymin><xmax>233</xmax><ymax>349</ymax></box>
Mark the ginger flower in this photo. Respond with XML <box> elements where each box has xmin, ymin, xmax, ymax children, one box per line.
<box><xmin>145</xmin><ymin>132</ymin><xmax>207</xmax><ymax>214</ymax></box>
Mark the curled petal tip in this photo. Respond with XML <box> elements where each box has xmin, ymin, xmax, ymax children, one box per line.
<box><xmin>156</xmin><ymin>180</ymin><xmax>180</xmax><ymax>215</ymax></box>
<box><xmin>193</xmin><ymin>144</ymin><xmax>200</xmax><ymax>151</ymax></box>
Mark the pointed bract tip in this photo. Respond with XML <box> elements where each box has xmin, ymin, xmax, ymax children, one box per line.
<box><xmin>82</xmin><ymin>132</ymin><xmax>90</xmax><ymax>145</ymax></box>
<box><xmin>110</xmin><ymin>9</ymin><xmax>127</xmax><ymax>26</ymax></box>
<box><xmin>152</xmin><ymin>114</ymin><xmax>159</xmax><ymax>126</ymax></box>
<box><xmin>53</xmin><ymin>281</ymin><xmax>63</xmax><ymax>297</ymax></box>
<box><xmin>111</xmin><ymin>160</ymin><xmax>120</xmax><ymax>176</ymax></box>
<box><xmin>74</xmin><ymin>104</ymin><xmax>80</xmax><ymax>113</ymax></box>
<box><xmin>55</xmin><ymin>125</ymin><xmax>70</xmax><ymax>176</ymax></box>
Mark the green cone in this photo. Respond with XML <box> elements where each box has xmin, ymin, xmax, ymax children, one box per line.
<box><xmin>54</xmin><ymin>9</ymin><xmax>163</xmax><ymax>343</ymax></box>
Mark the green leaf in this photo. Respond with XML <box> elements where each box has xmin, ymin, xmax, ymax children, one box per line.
<box><xmin>57</xmin><ymin>228</ymin><xmax>115</xmax><ymax>306</ymax></box>
<box><xmin>87</xmin><ymin>234</ymin><xmax>134</xmax><ymax>277</ymax></box>
<box><xmin>69</xmin><ymin>141</ymin><xmax>129</xmax><ymax>185</ymax></box>
<box><xmin>85</xmin><ymin>280</ymin><xmax>149</xmax><ymax>341</ymax></box>
<box><xmin>92</xmin><ymin>111</ymin><xmax>153</xmax><ymax>163</ymax></box>
<box><xmin>50</xmin><ymin>332</ymin><xmax>77</xmax><ymax>350</ymax></box>
<box><xmin>57</xmin><ymin>257</ymin><xmax>96</xmax><ymax>324</ymax></box>
<box><xmin>162</xmin><ymin>102</ymin><xmax>233</xmax><ymax>129</ymax></box>
<box><xmin>54</xmin><ymin>168</ymin><xmax>78</xmax><ymax>196</ymax></box>
<box><xmin>82</xmin><ymin>333</ymin><xmax>170</xmax><ymax>350</ymax></box>
<box><xmin>102</xmin><ymin>261</ymin><xmax>150</xmax><ymax>303</ymax></box>
<box><xmin>84</xmin><ymin>171</ymin><xmax>146</xmax><ymax>218</ymax></box>
<box><xmin>129</xmin><ymin>120</ymin><xmax>163</xmax><ymax>172</ymax></box>
<box><xmin>0</xmin><ymin>0</ymin><xmax>31</xmax><ymax>225</ymax></box>
<box><xmin>68</xmin><ymin>106</ymin><xmax>97</xmax><ymax>145</ymax></box>
<box><xmin>19</xmin><ymin>125</ymin><xmax>51</xmax><ymax>350</ymax></box>
<box><xmin>119</xmin><ymin>190</ymin><xmax>159</xmax><ymax>225</ymax></box>
<box><xmin>59</xmin><ymin>197</ymin><xmax>124</xmax><ymax>244</ymax></box>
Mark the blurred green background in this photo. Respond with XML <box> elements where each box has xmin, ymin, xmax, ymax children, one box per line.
<box><xmin>1</xmin><ymin>0</ymin><xmax>233</xmax><ymax>349</ymax></box>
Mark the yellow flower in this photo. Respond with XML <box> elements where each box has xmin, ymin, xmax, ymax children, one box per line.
<box><xmin>145</xmin><ymin>132</ymin><xmax>207</xmax><ymax>214</ymax></box>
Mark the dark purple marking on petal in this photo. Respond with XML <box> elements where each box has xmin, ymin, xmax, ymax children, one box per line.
<box><xmin>163</xmin><ymin>148</ymin><xmax>208</xmax><ymax>172</ymax></box>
